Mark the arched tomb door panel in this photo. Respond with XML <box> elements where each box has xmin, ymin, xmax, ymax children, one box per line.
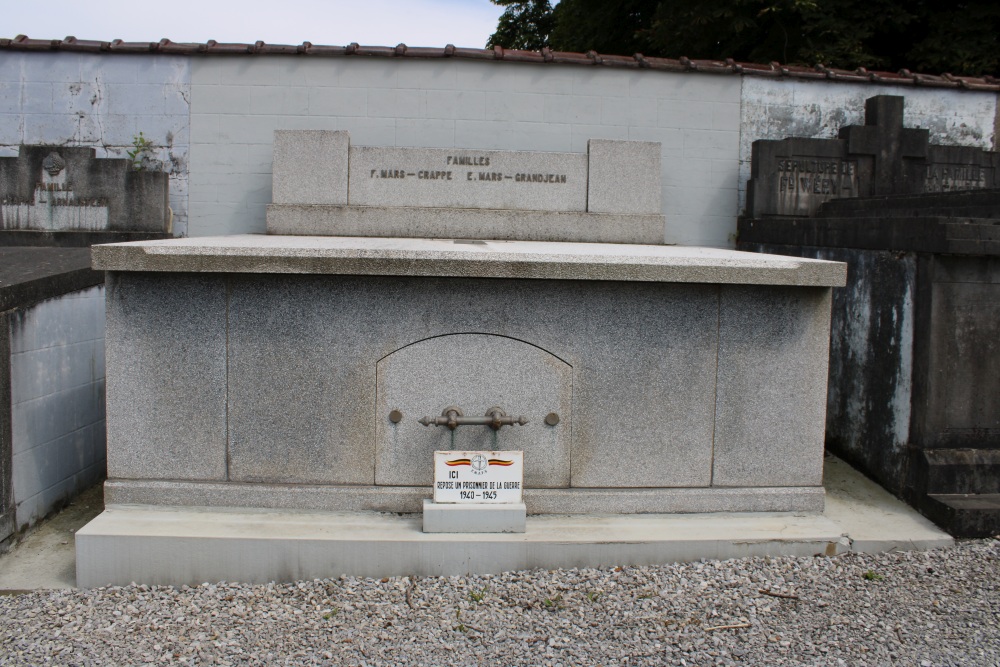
<box><xmin>375</xmin><ymin>333</ymin><xmax>571</xmax><ymax>488</ymax></box>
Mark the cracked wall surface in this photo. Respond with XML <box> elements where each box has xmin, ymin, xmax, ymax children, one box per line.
<box><xmin>0</xmin><ymin>53</ymin><xmax>190</xmax><ymax>235</ymax></box>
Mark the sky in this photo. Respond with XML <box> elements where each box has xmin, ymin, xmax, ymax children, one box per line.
<box><xmin>4</xmin><ymin>0</ymin><xmax>507</xmax><ymax>49</ymax></box>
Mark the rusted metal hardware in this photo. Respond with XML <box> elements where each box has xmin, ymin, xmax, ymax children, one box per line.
<box><xmin>388</xmin><ymin>409</ymin><xmax>403</xmax><ymax>423</ymax></box>
<box><xmin>418</xmin><ymin>406</ymin><xmax>529</xmax><ymax>431</ymax></box>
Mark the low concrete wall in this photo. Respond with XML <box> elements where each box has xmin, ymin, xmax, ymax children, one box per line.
<box><xmin>0</xmin><ymin>312</ymin><xmax>11</xmax><ymax>544</ymax></box>
<box><xmin>8</xmin><ymin>286</ymin><xmax>106</xmax><ymax>533</ymax></box>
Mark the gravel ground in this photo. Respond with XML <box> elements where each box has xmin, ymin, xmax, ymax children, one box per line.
<box><xmin>1</xmin><ymin>539</ymin><xmax>997</xmax><ymax>666</ymax></box>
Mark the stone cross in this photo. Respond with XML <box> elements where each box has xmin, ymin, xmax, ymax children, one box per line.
<box><xmin>839</xmin><ymin>96</ymin><xmax>929</xmax><ymax>195</ymax></box>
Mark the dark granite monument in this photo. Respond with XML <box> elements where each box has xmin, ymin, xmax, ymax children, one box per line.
<box><xmin>740</xmin><ymin>96</ymin><xmax>1000</xmax><ymax>537</ymax></box>
<box><xmin>746</xmin><ymin>95</ymin><xmax>1000</xmax><ymax>218</ymax></box>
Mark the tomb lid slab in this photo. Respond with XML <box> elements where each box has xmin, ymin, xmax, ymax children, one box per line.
<box><xmin>92</xmin><ymin>235</ymin><xmax>846</xmax><ymax>287</ymax></box>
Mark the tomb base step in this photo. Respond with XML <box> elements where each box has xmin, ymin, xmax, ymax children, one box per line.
<box><xmin>103</xmin><ymin>481</ymin><xmax>827</xmax><ymax>515</ymax></box>
<box><xmin>77</xmin><ymin>505</ymin><xmax>851</xmax><ymax>588</ymax></box>
<box><xmin>920</xmin><ymin>448</ymin><xmax>1000</xmax><ymax>495</ymax></box>
<box><xmin>923</xmin><ymin>494</ymin><xmax>1000</xmax><ymax>537</ymax></box>
<box><xmin>265</xmin><ymin>204</ymin><xmax>666</xmax><ymax>245</ymax></box>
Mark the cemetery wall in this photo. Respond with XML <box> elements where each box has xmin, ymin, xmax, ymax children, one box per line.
<box><xmin>8</xmin><ymin>286</ymin><xmax>106</xmax><ymax>532</ymax></box>
<box><xmin>187</xmin><ymin>58</ymin><xmax>741</xmax><ymax>246</ymax></box>
<box><xmin>1</xmin><ymin>50</ymin><xmax>997</xmax><ymax>247</ymax></box>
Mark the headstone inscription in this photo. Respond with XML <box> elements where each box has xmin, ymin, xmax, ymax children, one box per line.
<box><xmin>0</xmin><ymin>145</ymin><xmax>170</xmax><ymax>236</ymax></box>
<box><xmin>746</xmin><ymin>96</ymin><xmax>1000</xmax><ymax>218</ymax></box>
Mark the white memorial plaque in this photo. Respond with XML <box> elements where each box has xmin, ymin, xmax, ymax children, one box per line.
<box><xmin>433</xmin><ymin>451</ymin><xmax>524</xmax><ymax>504</ymax></box>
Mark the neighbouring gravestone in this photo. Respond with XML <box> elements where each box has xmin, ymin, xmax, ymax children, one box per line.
<box><xmin>77</xmin><ymin>131</ymin><xmax>847</xmax><ymax>585</ymax></box>
<box><xmin>0</xmin><ymin>145</ymin><xmax>170</xmax><ymax>243</ymax></box>
<box><xmin>746</xmin><ymin>95</ymin><xmax>1000</xmax><ymax>218</ymax></box>
<box><xmin>739</xmin><ymin>96</ymin><xmax>1000</xmax><ymax>537</ymax></box>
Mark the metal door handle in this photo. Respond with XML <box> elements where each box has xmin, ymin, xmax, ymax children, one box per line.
<box><xmin>418</xmin><ymin>406</ymin><xmax>529</xmax><ymax>431</ymax></box>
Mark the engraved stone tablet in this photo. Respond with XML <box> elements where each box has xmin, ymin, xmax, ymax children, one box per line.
<box><xmin>348</xmin><ymin>146</ymin><xmax>587</xmax><ymax>211</ymax></box>
<box><xmin>433</xmin><ymin>451</ymin><xmax>524</xmax><ymax>504</ymax></box>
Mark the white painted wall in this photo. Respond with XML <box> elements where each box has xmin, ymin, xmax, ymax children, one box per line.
<box><xmin>188</xmin><ymin>58</ymin><xmax>743</xmax><ymax>246</ymax></box>
<box><xmin>9</xmin><ymin>286</ymin><xmax>106</xmax><ymax>529</ymax></box>
<box><xmin>738</xmin><ymin>77</ymin><xmax>998</xmax><ymax>214</ymax></box>
<box><xmin>0</xmin><ymin>53</ymin><xmax>191</xmax><ymax>235</ymax></box>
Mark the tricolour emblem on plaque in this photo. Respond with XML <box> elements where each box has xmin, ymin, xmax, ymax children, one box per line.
<box><xmin>434</xmin><ymin>451</ymin><xmax>523</xmax><ymax>503</ymax></box>
<box><xmin>445</xmin><ymin>454</ymin><xmax>515</xmax><ymax>474</ymax></box>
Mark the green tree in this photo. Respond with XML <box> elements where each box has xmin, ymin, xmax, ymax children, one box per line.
<box><xmin>487</xmin><ymin>0</ymin><xmax>1000</xmax><ymax>76</ymax></box>
<box><xmin>487</xmin><ymin>0</ymin><xmax>556</xmax><ymax>51</ymax></box>
<box><xmin>549</xmin><ymin>0</ymin><xmax>659</xmax><ymax>56</ymax></box>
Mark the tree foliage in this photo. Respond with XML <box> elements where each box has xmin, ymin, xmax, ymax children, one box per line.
<box><xmin>488</xmin><ymin>0</ymin><xmax>556</xmax><ymax>52</ymax></box>
<box><xmin>487</xmin><ymin>0</ymin><xmax>1000</xmax><ymax>76</ymax></box>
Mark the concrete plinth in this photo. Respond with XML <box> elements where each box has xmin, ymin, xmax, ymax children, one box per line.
<box><xmin>77</xmin><ymin>505</ymin><xmax>852</xmax><ymax>587</ymax></box>
<box><xmin>422</xmin><ymin>500</ymin><xmax>526</xmax><ymax>533</ymax></box>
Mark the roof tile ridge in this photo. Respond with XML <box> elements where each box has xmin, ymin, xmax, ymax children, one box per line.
<box><xmin>0</xmin><ymin>35</ymin><xmax>996</xmax><ymax>90</ymax></box>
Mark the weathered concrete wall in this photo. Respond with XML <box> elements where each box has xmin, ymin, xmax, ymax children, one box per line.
<box><xmin>741</xmin><ymin>243</ymin><xmax>916</xmax><ymax>496</ymax></box>
<box><xmin>738</xmin><ymin>78</ymin><xmax>998</xmax><ymax>215</ymax></box>
<box><xmin>9</xmin><ymin>286</ymin><xmax>106</xmax><ymax>530</ymax></box>
<box><xmin>0</xmin><ymin>312</ymin><xmax>12</xmax><ymax>545</ymax></box>
<box><xmin>188</xmin><ymin>58</ymin><xmax>742</xmax><ymax>246</ymax></box>
<box><xmin>821</xmin><ymin>247</ymin><xmax>916</xmax><ymax>496</ymax></box>
<box><xmin>0</xmin><ymin>53</ymin><xmax>190</xmax><ymax>235</ymax></box>
<box><xmin>917</xmin><ymin>255</ymin><xmax>1000</xmax><ymax>450</ymax></box>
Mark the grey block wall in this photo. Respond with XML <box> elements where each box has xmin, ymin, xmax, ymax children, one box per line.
<box><xmin>186</xmin><ymin>57</ymin><xmax>996</xmax><ymax>245</ymax></box>
<box><xmin>8</xmin><ymin>286</ymin><xmax>106</xmax><ymax>531</ymax></box>
<box><xmin>188</xmin><ymin>58</ymin><xmax>742</xmax><ymax>245</ymax></box>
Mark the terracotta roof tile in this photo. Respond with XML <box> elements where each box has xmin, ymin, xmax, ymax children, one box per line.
<box><xmin>2</xmin><ymin>35</ymin><xmax>996</xmax><ymax>92</ymax></box>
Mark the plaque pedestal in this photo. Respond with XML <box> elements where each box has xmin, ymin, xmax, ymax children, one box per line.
<box><xmin>422</xmin><ymin>499</ymin><xmax>526</xmax><ymax>534</ymax></box>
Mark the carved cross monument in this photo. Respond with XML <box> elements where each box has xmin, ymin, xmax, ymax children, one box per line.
<box><xmin>839</xmin><ymin>96</ymin><xmax>929</xmax><ymax>195</ymax></box>
<box><xmin>746</xmin><ymin>95</ymin><xmax>1000</xmax><ymax>218</ymax></box>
